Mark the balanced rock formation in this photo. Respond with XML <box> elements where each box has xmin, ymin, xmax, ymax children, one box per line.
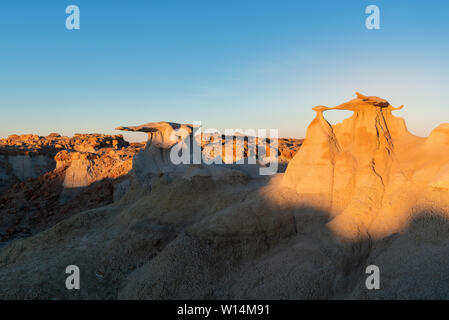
<box><xmin>117</xmin><ymin>121</ymin><xmax>302</xmax><ymax>184</ymax></box>
<box><xmin>283</xmin><ymin>92</ymin><xmax>449</xmax><ymax>239</ymax></box>
<box><xmin>117</xmin><ymin>122</ymin><xmax>194</xmax><ymax>183</ymax></box>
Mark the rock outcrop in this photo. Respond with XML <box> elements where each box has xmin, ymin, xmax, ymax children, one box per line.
<box><xmin>0</xmin><ymin>134</ymin><xmax>143</xmax><ymax>241</ymax></box>
<box><xmin>0</xmin><ymin>133</ymin><xmax>135</xmax><ymax>191</ymax></box>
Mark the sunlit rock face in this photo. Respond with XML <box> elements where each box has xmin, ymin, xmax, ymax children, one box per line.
<box><xmin>0</xmin><ymin>133</ymin><xmax>136</xmax><ymax>190</ymax></box>
<box><xmin>51</xmin><ymin>135</ymin><xmax>136</xmax><ymax>189</ymax></box>
<box><xmin>283</xmin><ymin>92</ymin><xmax>449</xmax><ymax>239</ymax></box>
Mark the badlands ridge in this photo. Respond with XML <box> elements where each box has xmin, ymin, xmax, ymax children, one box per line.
<box><xmin>1</xmin><ymin>93</ymin><xmax>449</xmax><ymax>299</ymax></box>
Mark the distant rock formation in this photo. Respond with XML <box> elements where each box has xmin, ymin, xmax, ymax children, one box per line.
<box><xmin>0</xmin><ymin>133</ymin><xmax>135</xmax><ymax>191</ymax></box>
<box><xmin>117</xmin><ymin>121</ymin><xmax>302</xmax><ymax>183</ymax></box>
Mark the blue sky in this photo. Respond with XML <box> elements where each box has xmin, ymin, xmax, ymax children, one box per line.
<box><xmin>1</xmin><ymin>0</ymin><xmax>449</xmax><ymax>141</ymax></box>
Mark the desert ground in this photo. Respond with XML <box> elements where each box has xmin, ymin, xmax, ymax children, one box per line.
<box><xmin>1</xmin><ymin>93</ymin><xmax>449</xmax><ymax>299</ymax></box>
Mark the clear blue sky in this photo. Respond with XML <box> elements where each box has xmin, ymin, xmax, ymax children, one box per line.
<box><xmin>1</xmin><ymin>0</ymin><xmax>449</xmax><ymax>141</ymax></box>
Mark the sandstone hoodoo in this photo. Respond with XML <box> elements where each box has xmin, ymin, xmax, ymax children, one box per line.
<box><xmin>117</xmin><ymin>122</ymin><xmax>194</xmax><ymax>182</ymax></box>
<box><xmin>283</xmin><ymin>92</ymin><xmax>449</xmax><ymax>239</ymax></box>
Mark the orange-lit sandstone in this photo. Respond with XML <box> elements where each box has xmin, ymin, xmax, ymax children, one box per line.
<box><xmin>283</xmin><ymin>92</ymin><xmax>449</xmax><ymax>239</ymax></box>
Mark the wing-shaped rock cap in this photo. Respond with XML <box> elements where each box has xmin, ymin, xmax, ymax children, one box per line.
<box><xmin>314</xmin><ymin>92</ymin><xmax>402</xmax><ymax>112</ymax></box>
<box><xmin>116</xmin><ymin>121</ymin><xmax>192</xmax><ymax>133</ymax></box>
